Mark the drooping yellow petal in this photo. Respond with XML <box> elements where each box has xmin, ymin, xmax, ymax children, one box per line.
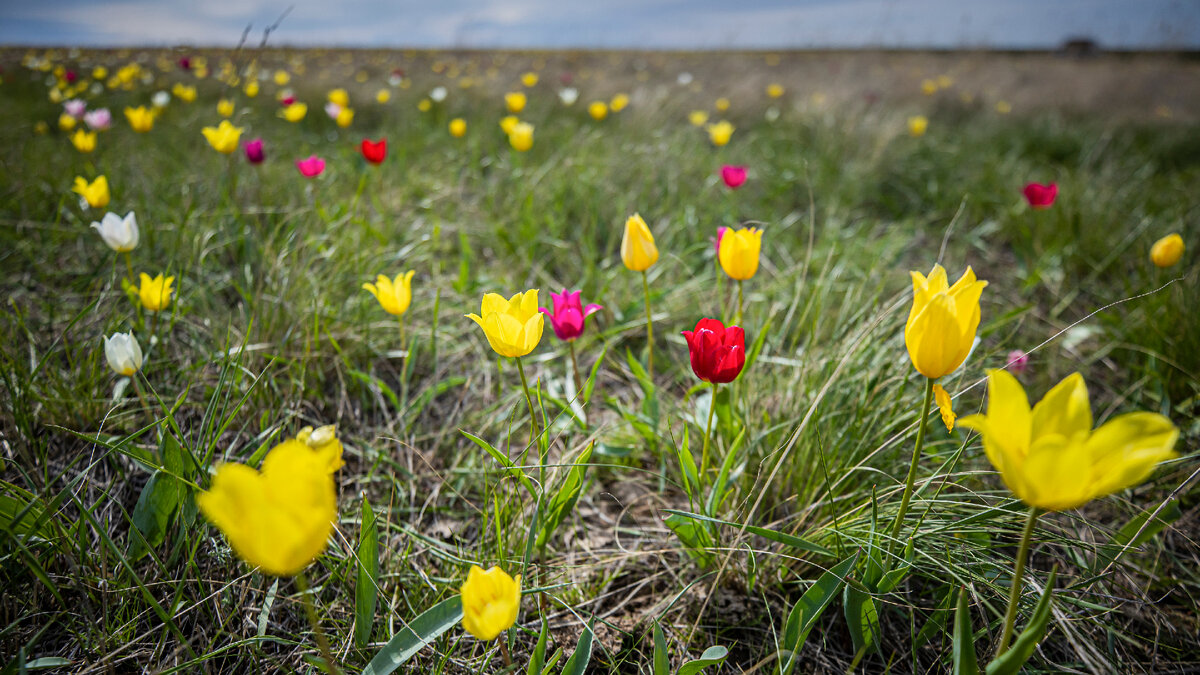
<box><xmin>932</xmin><ymin>384</ymin><xmax>956</xmax><ymax>431</ymax></box>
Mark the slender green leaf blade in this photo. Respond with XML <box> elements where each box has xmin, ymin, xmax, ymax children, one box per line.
<box><xmin>362</xmin><ymin>596</ymin><xmax>463</xmax><ymax>675</ymax></box>
<box><xmin>953</xmin><ymin>587</ymin><xmax>979</xmax><ymax>675</ymax></box>
<box><xmin>355</xmin><ymin>498</ymin><xmax>381</xmax><ymax>648</ymax></box>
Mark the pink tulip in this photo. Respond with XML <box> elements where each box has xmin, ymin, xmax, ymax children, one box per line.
<box><xmin>539</xmin><ymin>289</ymin><xmax>602</xmax><ymax>342</ymax></box>
<box><xmin>1022</xmin><ymin>182</ymin><xmax>1057</xmax><ymax>209</ymax></box>
<box><xmin>244</xmin><ymin>138</ymin><xmax>265</xmax><ymax>164</ymax></box>
<box><xmin>84</xmin><ymin>108</ymin><xmax>112</xmax><ymax>131</ymax></box>
<box><xmin>721</xmin><ymin>165</ymin><xmax>747</xmax><ymax>189</ymax></box>
<box><xmin>1005</xmin><ymin>350</ymin><xmax>1030</xmax><ymax>375</ymax></box>
<box><xmin>324</xmin><ymin>102</ymin><xmax>342</xmax><ymax>119</ymax></box>
<box><xmin>296</xmin><ymin>155</ymin><xmax>325</xmax><ymax>178</ymax></box>
<box><xmin>64</xmin><ymin>99</ymin><xmax>87</xmax><ymax>119</ymax></box>
<box><xmin>712</xmin><ymin>226</ymin><xmax>728</xmax><ymax>253</ymax></box>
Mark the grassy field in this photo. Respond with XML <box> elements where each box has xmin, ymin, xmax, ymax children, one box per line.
<box><xmin>0</xmin><ymin>47</ymin><xmax>1198</xmax><ymax>673</ymax></box>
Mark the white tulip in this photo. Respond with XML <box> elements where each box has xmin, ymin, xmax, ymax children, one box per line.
<box><xmin>90</xmin><ymin>211</ymin><xmax>139</xmax><ymax>252</ymax></box>
<box><xmin>430</xmin><ymin>86</ymin><xmax>447</xmax><ymax>102</ymax></box>
<box><xmin>558</xmin><ymin>87</ymin><xmax>578</xmax><ymax>106</ymax></box>
<box><xmin>104</xmin><ymin>333</ymin><xmax>143</xmax><ymax>376</ymax></box>
<box><xmin>152</xmin><ymin>90</ymin><xmax>170</xmax><ymax>108</ymax></box>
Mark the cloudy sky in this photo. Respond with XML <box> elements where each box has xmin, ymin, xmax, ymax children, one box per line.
<box><xmin>1</xmin><ymin>0</ymin><xmax>1197</xmax><ymax>49</ymax></box>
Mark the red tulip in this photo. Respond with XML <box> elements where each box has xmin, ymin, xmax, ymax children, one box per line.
<box><xmin>280</xmin><ymin>95</ymin><xmax>296</xmax><ymax>106</ymax></box>
<box><xmin>681</xmin><ymin>318</ymin><xmax>745</xmax><ymax>384</ymax></box>
<box><xmin>361</xmin><ymin>138</ymin><xmax>387</xmax><ymax>165</ymax></box>
<box><xmin>296</xmin><ymin>155</ymin><xmax>325</xmax><ymax>178</ymax></box>
<box><xmin>720</xmin><ymin>165</ymin><xmax>747</xmax><ymax>189</ymax></box>
<box><xmin>539</xmin><ymin>289</ymin><xmax>602</xmax><ymax>341</ymax></box>
<box><xmin>1022</xmin><ymin>182</ymin><xmax>1057</xmax><ymax>209</ymax></box>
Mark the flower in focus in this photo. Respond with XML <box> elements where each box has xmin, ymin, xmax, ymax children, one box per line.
<box><xmin>959</xmin><ymin>370</ymin><xmax>1178</xmax><ymax>511</ymax></box>
<box><xmin>1006</xmin><ymin>349</ymin><xmax>1030</xmax><ymax>375</ymax></box>
<box><xmin>104</xmin><ymin>332</ymin><xmax>143</xmax><ymax>376</ymax></box>
<box><xmin>766</xmin><ymin>83</ymin><xmax>784</xmax><ymax>98</ymax></box>
<box><xmin>124</xmin><ymin>105</ymin><xmax>154</xmax><ymax>132</ymax></box>
<box><xmin>460</xmin><ymin>565</ymin><xmax>521</xmax><ymax>641</ymax></box>
<box><xmin>933</xmin><ymin>383</ymin><xmax>956</xmax><ymax>431</ymax></box>
<box><xmin>504</xmin><ymin>91</ymin><xmax>527</xmax><ymax>113</ymax></box>
<box><xmin>908</xmin><ymin>115</ymin><xmax>928</xmax><ymax>137</ymax></box>
<box><xmin>197</xmin><ymin>439</ymin><xmax>337</xmax><ymax>577</ymax></box>
<box><xmin>138</xmin><ymin>273</ymin><xmax>175</xmax><ymax>312</ymax></box>
<box><xmin>682</xmin><ymin>318</ymin><xmax>746</xmax><ymax>384</ymax></box>
<box><xmin>91</xmin><ymin>211</ymin><xmax>138</xmax><ymax>252</ymax></box>
<box><xmin>70</xmin><ymin>129</ymin><xmax>97</xmax><ymax>153</ymax></box>
<box><xmin>363</xmin><ymin>271</ymin><xmax>415</xmax><ymax>316</ymax></box>
<box><xmin>621</xmin><ymin>213</ymin><xmax>659</xmax><ymax>272</ymax></box>
<box><xmin>706</xmin><ymin>120</ymin><xmax>734</xmax><ymax>147</ymax></box>
<box><xmin>280</xmin><ymin>102</ymin><xmax>308</xmax><ymax>122</ymax></box>
<box><xmin>1150</xmin><ymin>233</ymin><xmax>1185</xmax><ymax>268</ymax></box>
<box><xmin>905</xmin><ymin>264</ymin><xmax>987</xmax><ymax>379</ymax></box>
<box><xmin>335</xmin><ymin>107</ymin><xmax>355</xmax><ymax>128</ymax></box>
<box><xmin>295</xmin><ymin>424</ymin><xmax>345</xmax><ymax>474</ymax></box>
<box><xmin>521</xmin><ymin>72</ymin><xmax>538</xmax><ymax>87</ymax></box>
<box><xmin>296</xmin><ymin>155</ymin><xmax>326</xmax><ymax>178</ymax></box>
<box><xmin>499</xmin><ymin>115</ymin><xmax>520</xmax><ymax>134</ymax></box>
<box><xmin>1022</xmin><ymin>182</ymin><xmax>1058</xmax><ymax>209</ymax></box>
<box><xmin>244</xmin><ymin>138</ymin><xmax>265</xmax><ymax>164</ymax></box>
<box><xmin>217</xmin><ymin>98</ymin><xmax>235</xmax><ymax>117</ymax></box>
<box><xmin>688</xmin><ymin>110</ymin><xmax>709</xmax><ymax>127</ymax></box>
<box><xmin>83</xmin><ymin>108</ymin><xmax>111</xmax><ymax>130</ymax></box>
<box><xmin>610</xmin><ymin>93</ymin><xmax>629</xmax><ymax>111</ymax></box>
<box><xmin>72</xmin><ymin>175</ymin><xmax>110</xmax><ymax>208</ymax></box>
<box><xmin>558</xmin><ymin>87</ymin><xmax>579</xmax><ymax>106</ymax></box>
<box><xmin>201</xmin><ymin>120</ymin><xmax>243</xmax><ymax>154</ymax></box>
<box><xmin>718</xmin><ymin>227</ymin><xmax>763</xmax><ymax>280</ymax></box>
<box><xmin>327</xmin><ymin>88</ymin><xmax>349</xmax><ymax>107</ymax></box>
<box><xmin>466</xmin><ymin>290</ymin><xmax>544</xmax><ymax>358</ymax></box>
<box><xmin>540</xmin><ymin>289</ymin><xmax>603</xmax><ymax>342</ymax></box>
<box><xmin>508</xmin><ymin>122</ymin><xmax>534</xmax><ymax>152</ymax></box>
<box><xmin>588</xmin><ymin>101</ymin><xmax>608</xmax><ymax>121</ymax></box>
<box><xmin>720</xmin><ymin>165</ymin><xmax>747</xmax><ymax>189</ymax></box>
<box><xmin>360</xmin><ymin>138</ymin><xmax>387</xmax><ymax>165</ymax></box>
<box><xmin>449</xmin><ymin>118</ymin><xmax>467</xmax><ymax>137</ymax></box>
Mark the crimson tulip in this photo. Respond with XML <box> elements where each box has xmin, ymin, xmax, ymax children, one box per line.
<box><xmin>1022</xmin><ymin>182</ymin><xmax>1057</xmax><ymax>209</ymax></box>
<box><xmin>361</xmin><ymin>138</ymin><xmax>387</xmax><ymax>165</ymax></box>
<box><xmin>682</xmin><ymin>318</ymin><xmax>745</xmax><ymax>384</ymax></box>
<box><xmin>720</xmin><ymin>165</ymin><xmax>747</xmax><ymax>189</ymax></box>
<box><xmin>244</xmin><ymin>138</ymin><xmax>265</xmax><ymax>164</ymax></box>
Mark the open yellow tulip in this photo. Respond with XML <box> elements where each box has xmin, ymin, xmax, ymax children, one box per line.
<box><xmin>466</xmin><ymin>290</ymin><xmax>543</xmax><ymax>358</ymax></box>
<box><xmin>363</xmin><ymin>271</ymin><xmax>415</xmax><ymax>316</ymax></box>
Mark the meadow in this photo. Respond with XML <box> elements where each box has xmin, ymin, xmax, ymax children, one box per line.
<box><xmin>0</xmin><ymin>46</ymin><xmax>1198</xmax><ymax>673</ymax></box>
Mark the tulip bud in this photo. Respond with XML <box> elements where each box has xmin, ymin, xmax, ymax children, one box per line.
<box><xmin>1022</xmin><ymin>182</ymin><xmax>1057</xmax><ymax>209</ymax></box>
<box><xmin>244</xmin><ymin>138</ymin><xmax>265</xmax><ymax>164</ymax></box>
<box><xmin>104</xmin><ymin>332</ymin><xmax>143</xmax><ymax>376</ymax></box>
<box><xmin>720</xmin><ymin>165</ymin><xmax>747</xmax><ymax>189</ymax></box>
<box><xmin>620</xmin><ymin>213</ymin><xmax>659</xmax><ymax>272</ymax></box>
<box><xmin>1150</xmin><ymin>233</ymin><xmax>1184</xmax><ymax>268</ymax></box>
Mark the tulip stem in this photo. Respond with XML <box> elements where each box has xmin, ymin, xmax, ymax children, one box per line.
<box><xmin>736</xmin><ymin>280</ymin><xmax>744</xmax><ymax>325</ymax></box>
<box><xmin>295</xmin><ymin>571</ymin><xmax>343</xmax><ymax>675</ymax></box>
<box><xmin>997</xmin><ymin>506</ymin><xmax>1040</xmax><ymax>656</ymax></box>
<box><xmin>131</xmin><ymin>373</ymin><xmax>152</xmax><ymax>417</ymax></box>
<box><xmin>398</xmin><ymin>315</ymin><xmax>406</xmax><ymax>350</ymax></box>
<box><xmin>642</xmin><ymin>270</ymin><xmax>654</xmax><ymax>382</ymax></box>
<box><xmin>888</xmin><ymin>376</ymin><xmax>934</xmax><ymax>558</ymax></box>
<box><xmin>123</xmin><ymin>252</ymin><xmax>135</xmax><ymax>286</ymax></box>
<box><xmin>701</xmin><ymin>383</ymin><xmax>718</xmax><ymax>476</ymax></box>
<box><xmin>515</xmin><ymin>356</ymin><xmax>541</xmax><ymax>453</ymax></box>
<box><xmin>715</xmin><ymin>258</ymin><xmax>725</xmax><ymax>323</ymax></box>
<box><xmin>568</xmin><ymin>340</ymin><xmax>584</xmax><ymax>404</ymax></box>
<box><xmin>499</xmin><ymin>639</ymin><xmax>513</xmax><ymax>667</ymax></box>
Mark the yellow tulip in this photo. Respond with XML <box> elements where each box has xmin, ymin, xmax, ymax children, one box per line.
<box><xmin>466</xmin><ymin>290</ymin><xmax>544</xmax><ymax>358</ymax></box>
<box><xmin>588</xmin><ymin>101</ymin><xmax>608</xmax><ymax>121</ymax></box>
<box><xmin>460</xmin><ymin>565</ymin><xmax>521</xmax><ymax>641</ymax></box>
<box><xmin>908</xmin><ymin>115</ymin><xmax>928</xmax><ymax>137</ymax></box>
<box><xmin>688</xmin><ymin>110</ymin><xmax>708</xmax><ymax>127</ymax></box>
<box><xmin>217</xmin><ymin>98</ymin><xmax>234</xmax><ymax>117</ymax></box>
<box><xmin>295</xmin><ymin>425</ymin><xmax>345</xmax><ymax>473</ymax></box>
<box><xmin>610</xmin><ymin>93</ymin><xmax>629</xmax><ymax>112</ymax></box>
<box><xmin>904</xmin><ymin>264</ymin><xmax>987</xmax><ymax>379</ymax></box>
<box><xmin>706</xmin><ymin>120</ymin><xmax>734</xmax><ymax>147</ymax></box>
<box><xmin>375</xmin><ymin>88</ymin><xmax>391</xmax><ymax>103</ymax></box>
<box><xmin>766</xmin><ymin>83</ymin><xmax>785</xmax><ymax>98</ymax></box>
<box><xmin>280</xmin><ymin>102</ymin><xmax>307</xmax><ymax>122</ymax></box>
<box><xmin>124</xmin><ymin>105</ymin><xmax>154</xmax><ymax>132</ymax></box>
<box><xmin>201</xmin><ymin>120</ymin><xmax>243</xmax><ymax>154</ymax></box>
<box><xmin>1150</xmin><ymin>233</ymin><xmax>1184</xmax><ymax>268</ymax></box>
<box><xmin>327</xmin><ymin>87</ymin><xmax>349</xmax><ymax>107</ymax></box>
<box><xmin>520</xmin><ymin>72</ymin><xmax>538</xmax><ymax>87</ymax></box>
<box><xmin>363</xmin><ymin>271</ymin><xmax>415</xmax><ymax>316</ymax></box>
<box><xmin>58</xmin><ymin>112</ymin><xmax>77</xmax><ymax>131</ymax></box>
<box><xmin>138</xmin><ymin>273</ymin><xmax>175</xmax><ymax>312</ymax></box>
<box><xmin>172</xmin><ymin>83</ymin><xmax>197</xmax><ymax>102</ymax></box>
<box><xmin>715</xmin><ymin>97</ymin><xmax>731</xmax><ymax>112</ymax></box>
<box><xmin>504</xmin><ymin>91</ymin><xmax>526</xmax><ymax>113</ymax></box>
<box><xmin>273</xmin><ymin>70</ymin><xmax>290</xmax><ymax>86</ymax></box>
<box><xmin>336</xmin><ymin>107</ymin><xmax>355</xmax><ymax>128</ymax></box>
<box><xmin>718</xmin><ymin>227</ymin><xmax>763</xmax><ymax>281</ymax></box>
<box><xmin>499</xmin><ymin>115</ymin><xmax>520</xmax><ymax>135</ymax></box>
<box><xmin>449</xmin><ymin>118</ymin><xmax>467</xmax><ymax>137</ymax></box>
<box><xmin>959</xmin><ymin>371</ymin><xmax>1178</xmax><ymax>511</ymax></box>
<box><xmin>244</xmin><ymin>81</ymin><xmax>260</xmax><ymax>98</ymax></box>
<box><xmin>70</xmin><ymin>129</ymin><xmax>96</xmax><ymax>153</ymax></box>
<box><xmin>72</xmin><ymin>175</ymin><xmax>110</xmax><ymax>208</ymax></box>
<box><xmin>921</xmin><ymin>78</ymin><xmax>938</xmax><ymax>95</ymax></box>
<box><xmin>620</xmin><ymin>213</ymin><xmax>659</xmax><ymax>272</ymax></box>
<box><xmin>508</xmin><ymin>122</ymin><xmax>533</xmax><ymax>152</ymax></box>
<box><xmin>197</xmin><ymin>439</ymin><xmax>336</xmax><ymax>577</ymax></box>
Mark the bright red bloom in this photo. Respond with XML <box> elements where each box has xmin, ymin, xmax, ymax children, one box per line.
<box><xmin>720</xmin><ymin>165</ymin><xmax>747</xmax><ymax>189</ymax></box>
<box><xmin>1022</xmin><ymin>182</ymin><xmax>1057</xmax><ymax>209</ymax></box>
<box><xmin>361</xmin><ymin>138</ymin><xmax>387</xmax><ymax>165</ymax></box>
<box><xmin>681</xmin><ymin>318</ymin><xmax>745</xmax><ymax>384</ymax></box>
<box><xmin>539</xmin><ymin>289</ymin><xmax>602</xmax><ymax>341</ymax></box>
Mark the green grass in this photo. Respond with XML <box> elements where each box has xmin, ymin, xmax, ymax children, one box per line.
<box><xmin>0</xmin><ymin>47</ymin><xmax>1197</xmax><ymax>673</ymax></box>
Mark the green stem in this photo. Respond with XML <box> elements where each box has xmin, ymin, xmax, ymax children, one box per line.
<box><xmin>888</xmin><ymin>376</ymin><xmax>935</xmax><ymax>556</ymax></box>
<box><xmin>499</xmin><ymin>638</ymin><xmax>513</xmax><ymax>667</ymax></box>
<box><xmin>131</xmin><ymin>372</ymin><xmax>152</xmax><ymax>417</ymax></box>
<box><xmin>700</xmin><ymin>383</ymin><xmax>718</xmax><ymax>475</ymax></box>
<box><xmin>398</xmin><ymin>315</ymin><xmax>406</xmax><ymax>349</ymax></box>
<box><xmin>997</xmin><ymin>506</ymin><xmax>1040</xmax><ymax>656</ymax></box>
<box><xmin>736</xmin><ymin>279</ymin><xmax>744</xmax><ymax>325</ymax></box>
<box><xmin>515</xmin><ymin>357</ymin><xmax>542</xmax><ymax>484</ymax></box>
<box><xmin>123</xmin><ymin>252</ymin><xmax>135</xmax><ymax>286</ymax></box>
<box><xmin>295</xmin><ymin>571</ymin><xmax>343</xmax><ymax>675</ymax></box>
<box><xmin>568</xmin><ymin>339</ymin><xmax>584</xmax><ymax>402</ymax></box>
<box><xmin>642</xmin><ymin>270</ymin><xmax>654</xmax><ymax>382</ymax></box>
<box><xmin>715</xmin><ymin>257</ymin><xmax>725</xmax><ymax>323</ymax></box>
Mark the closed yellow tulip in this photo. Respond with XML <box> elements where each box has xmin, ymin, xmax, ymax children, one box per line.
<box><xmin>201</xmin><ymin>120</ymin><xmax>243</xmax><ymax>154</ymax></box>
<box><xmin>1150</xmin><ymin>233</ymin><xmax>1184</xmax><ymax>268</ymax></box>
<box><xmin>363</xmin><ymin>271</ymin><xmax>415</xmax><ymax>316</ymax></box>
<box><xmin>58</xmin><ymin>112</ymin><xmax>77</xmax><ymax>131</ymax></box>
<box><xmin>688</xmin><ymin>110</ymin><xmax>709</xmax><ymax>127</ymax></box>
<box><xmin>766</xmin><ymin>83</ymin><xmax>785</xmax><ymax>98</ymax></box>
<box><xmin>905</xmin><ymin>264</ymin><xmax>987</xmax><ymax>379</ymax></box>
<box><xmin>244</xmin><ymin>81</ymin><xmax>260</xmax><ymax>98</ymax></box>
<box><xmin>706</xmin><ymin>120</ymin><xmax>734</xmax><ymax>147</ymax></box>
<box><xmin>466</xmin><ymin>290</ymin><xmax>544</xmax><ymax>358</ymax></box>
<box><xmin>197</xmin><ymin>439</ymin><xmax>336</xmax><ymax>577</ymax></box>
<box><xmin>72</xmin><ymin>175</ymin><xmax>110</xmax><ymax>208</ymax></box>
<box><xmin>70</xmin><ymin>129</ymin><xmax>96</xmax><ymax>153</ymax></box>
<box><xmin>959</xmin><ymin>370</ymin><xmax>1178</xmax><ymax>511</ymax></box>
<box><xmin>280</xmin><ymin>102</ymin><xmax>308</xmax><ymax>122</ymax></box>
<box><xmin>610</xmin><ymin>93</ymin><xmax>629</xmax><ymax>112</ymax></box>
<box><xmin>588</xmin><ymin>101</ymin><xmax>608</xmax><ymax>121</ymax></box>
<box><xmin>449</xmin><ymin>118</ymin><xmax>467</xmax><ymax>137</ymax></box>
<box><xmin>508</xmin><ymin>122</ymin><xmax>534</xmax><ymax>152</ymax></box>
<box><xmin>217</xmin><ymin>98</ymin><xmax>235</xmax><ymax>117</ymax></box>
<box><xmin>908</xmin><ymin>115</ymin><xmax>928</xmax><ymax>137</ymax></box>
<box><xmin>504</xmin><ymin>91</ymin><xmax>526</xmax><ymax>113</ymax></box>
<box><xmin>520</xmin><ymin>72</ymin><xmax>538</xmax><ymax>87</ymax></box>
<box><xmin>460</xmin><ymin>565</ymin><xmax>521</xmax><ymax>641</ymax></box>
<box><xmin>327</xmin><ymin>88</ymin><xmax>349</xmax><ymax>107</ymax></box>
<box><xmin>336</xmin><ymin>107</ymin><xmax>355</xmax><ymax>128</ymax></box>
<box><xmin>138</xmin><ymin>273</ymin><xmax>175</xmax><ymax>312</ymax></box>
<box><xmin>621</xmin><ymin>213</ymin><xmax>659</xmax><ymax>272</ymax></box>
<box><xmin>499</xmin><ymin>115</ymin><xmax>520</xmax><ymax>135</ymax></box>
<box><xmin>124</xmin><ymin>105</ymin><xmax>154</xmax><ymax>132</ymax></box>
<box><xmin>718</xmin><ymin>227</ymin><xmax>763</xmax><ymax>280</ymax></box>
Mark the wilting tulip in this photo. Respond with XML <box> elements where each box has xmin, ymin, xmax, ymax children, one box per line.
<box><xmin>280</xmin><ymin>102</ymin><xmax>307</xmax><ymax>122</ymax></box>
<box><xmin>72</xmin><ymin>175</ymin><xmax>110</xmax><ymax>209</ymax></box>
<box><xmin>244</xmin><ymin>138</ymin><xmax>265</xmax><ymax>164</ymax></box>
<box><xmin>124</xmin><ymin>105</ymin><xmax>154</xmax><ymax>132</ymax></box>
<box><xmin>466</xmin><ymin>290</ymin><xmax>543</xmax><ymax>359</ymax></box>
<box><xmin>91</xmin><ymin>211</ymin><xmax>138</xmax><ymax>252</ymax></box>
<box><xmin>197</xmin><ymin>439</ymin><xmax>337</xmax><ymax>577</ymax></box>
<box><xmin>1022</xmin><ymin>182</ymin><xmax>1057</xmax><ymax>209</ymax></box>
<box><xmin>719</xmin><ymin>227</ymin><xmax>763</xmax><ymax>282</ymax></box>
<box><xmin>64</xmin><ymin>98</ymin><xmax>87</xmax><ymax>119</ymax></box>
<box><xmin>1150</xmin><ymin>233</ymin><xmax>1184</xmax><ymax>268</ymax></box>
<box><xmin>540</xmin><ymin>289</ymin><xmax>602</xmax><ymax>342</ymax></box>
<box><xmin>508</xmin><ymin>122</ymin><xmax>534</xmax><ymax>152</ymax></box>
<box><xmin>720</xmin><ymin>165</ymin><xmax>747</xmax><ymax>189</ymax></box>
<box><xmin>908</xmin><ymin>115</ymin><xmax>928</xmax><ymax>137</ymax></box>
<box><xmin>905</xmin><ymin>264</ymin><xmax>987</xmax><ymax>380</ymax></box>
<box><xmin>1006</xmin><ymin>349</ymin><xmax>1030</xmax><ymax>375</ymax></box>
<box><xmin>83</xmin><ymin>108</ymin><xmax>111</xmax><ymax>130</ymax></box>
<box><xmin>504</xmin><ymin>91</ymin><xmax>526</xmax><ymax>113</ymax></box>
<box><xmin>558</xmin><ymin>87</ymin><xmax>579</xmax><ymax>106</ymax></box>
<box><xmin>449</xmin><ymin>118</ymin><xmax>467</xmax><ymax>137</ymax></box>
<box><xmin>499</xmin><ymin>115</ymin><xmax>520</xmax><ymax>135</ymax></box>
<box><xmin>104</xmin><ymin>332</ymin><xmax>143</xmax><ymax>376</ymax></box>
<box><xmin>932</xmin><ymin>383</ymin><xmax>955</xmax><ymax>431</ymax></box>
<box><xmin>588</xmin><ymin>101</ymin><xmax>608</xmax><ymax>120</ymax></box>
<box><xmin>460</xmin><ymin>565</ymin><xmax>521</xmax><ymax>641</ymax></box>
<box><xmin>201</xmin><ymin>120</ymin><xmax>243</xmax><ymax>154</ymax></box>
<box><xmin>70</xmin><ymin>129</ymin><xmax>96</xmax><ymax>153</ymax></box>
<box><xmin>138</xmin><ymin>273</ymin><xmax>175</xmax><ymax>312</ymax></box>
<box><xmin>682</xmin><ymin>318</ymin><xmax>745</xmax><ymax>385</ymax></box>
<box><xmin>360</xmin><ymin>138</ymin><xmax>387</xmax><ymax>165</ymax></box>
<box><xmin>296</xmin><ymin>156</ymin><xmax>325</xmax><ymax>178</ymax></box>
<box><xmin>706</xmin><ymin>121</ymin><xmax>734</xmax><ymax>147</ymax></box>
<box><xmin>620</xmin><ymin>213</ymin><xmax>659</xmax><ymax>272</ymax></box>
<box><xmin>363</xmin><ymin>271</ymin><xmax>415</xmax><ymax>316</ymax></box>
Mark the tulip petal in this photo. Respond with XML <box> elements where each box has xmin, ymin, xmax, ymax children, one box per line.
<box><xmin>1020</xmin><ymin>433</ymin><xmax>1094</xmax><ymax>510</ymax></box>
<box><xmin>1085</xmin><ymin>412</ymin><xmax>1179</xmax><ymax>498</ymax></box>
<box><xmin>1031</xmin><ymin>372</ymin><xmax>1092</xmax><ymax>441</ymax></box>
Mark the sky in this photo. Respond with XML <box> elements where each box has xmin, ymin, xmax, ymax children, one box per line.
<box><xmin>1</xmin><ymin>0</ymin><xmax>1198</xmax><ymax>50</ymax></box>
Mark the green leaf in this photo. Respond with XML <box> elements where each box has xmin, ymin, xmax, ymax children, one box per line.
<box><xmin>582</xmin><ymin>344</ymin><xmax>608</xmax><ymax>405</ymax></box>
<box><xmin>355</xmin><ymin>498</ymin><xmax>381</xmax><ymax>648</ymax></box>
<box><xmin>985</xmin><ymin>569</ymin><xmax>1056</xmax><ymax>675</ymax></box>
<box><xmin>843</xmin><ymin>583</ymin><xmax>880</xmax><ymax>656</ymax></box>
<box><xmin>405</xmin><ymin>377</ymin><xmax>467</xmax><ymax>429</ymax></box>
<box><xmin>662</xmin><ymin>510</ymin><xmax>833</xmax><ymax>558</ymax></box>
<box><xmin>362</xmin><ymin>595</ymin><xmax>463</xmax><ymax>675</ymax></box>
<box><xmin>664</xmin><ymin>511</ymin><xmax>715</xmax><ymax>566</ymax></box>
<box><xmin>779</xmin><ymin>554</ymin><xmax>857</xmax><ymax>675</ymax></box>
<box><xmin>652</xmin><ymin>621</ymin><xmax>669</xmax><ymax>675</ymax></box>
<box><xmin>348</xmin><ymin>368</ymin><xmax>401</xmax><ymax>411</ymax></box>
<box><xmin>704</xmin><ymin>428</ymin><xmax>745</xmax><ymax>517</ymax></box>
<box><xmin>743</xmin><ymin>316</ymin><xmax>773</xmax><ymax>373</ymax></box>
<box><xmin>537</xmin><ymin>443</ymin><xmax>594</xmax><ymax>548</ymax></box>
<box><xmin>527</xmin><ymin>613</ymin><xmax>550</xmax><ymax>675</ymax></box>
<box><xmin>560</xmin><ymin>619</ymin><xmax>594</xmax><ymax>675</ymax></box>
<box><xmin>127</xmin><ymin>470</ymin><xmax>181</xmax><ymax>561</ymax></box>
<box><xmin>462</xmin><ymin>431</ymin><xmax>536</xmax><ymax>497</ymax></box>
<box><xmin>953</xmin><ymin>587</ymin><xmax>979</xmax><ymax>675</ymax></box>
<box><xmin>677</xmin><ymin>645</ymin><xmax>729</xmax><ymax>675</ymax></box>
<box><xmin>1096</xmin><ymin>501</ymin><xmax>1182</xmax><ymax>568</ymax></box>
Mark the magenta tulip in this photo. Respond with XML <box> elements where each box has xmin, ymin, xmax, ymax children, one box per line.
<box><xmin>1022</xmin><ymin>182</ymin><xmax>1057</xmax><ymax>209</ymax></box>
<box><xmin>720</xmin><ymin>165</ymin><xmax>747</xmax><ymax>189</ymax></box>
<box><xmin>296</xmin><ymin>156</ymin><xmax>325</xmax><ymax>178</ymax></box>
<box><xmin>712</xmin><ymin>226</ymin><xmax>727</xmax><ymax>253</ymax></box>
<box><xmin>540</xmin><ymin>289</ymin><xmax>602</xmax><ymax>342</ymax></box>
<box><xmin>244</xmin><ymin>138</ymin><xmax>265</xmax><ymax>164</ymax></box>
